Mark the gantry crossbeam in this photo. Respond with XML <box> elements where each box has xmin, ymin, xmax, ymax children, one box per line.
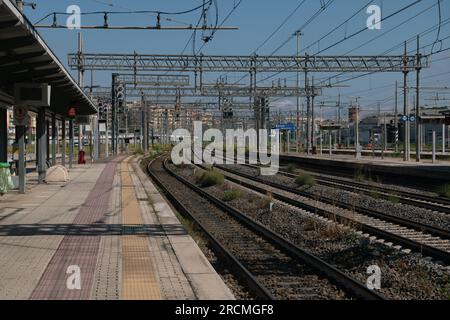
<box><xmin>92</xmin><ymin>85</ymin><xmax>322</xmax><ymax>98</ymax></box>
<box><xmin>69</xmin><ymin>53</ymin><xmax>428</xmax><ymax>73</ymax></box>
<box><xmin>116</xmin><ymin>73</ymin><xmax>190</xmax><ymax>86</ymax></box>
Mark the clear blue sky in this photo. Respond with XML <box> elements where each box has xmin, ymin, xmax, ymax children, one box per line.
<box><xmin>21</xmin><ymin>0</ymin><xmax>450</xmax><ymax>117</ymax></box>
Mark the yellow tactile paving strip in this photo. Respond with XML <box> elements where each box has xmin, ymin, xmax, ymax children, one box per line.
<box><xmin>121</xmin><ymin>158</ymin><xmax>161</xmax><ymax>300</ymax></box>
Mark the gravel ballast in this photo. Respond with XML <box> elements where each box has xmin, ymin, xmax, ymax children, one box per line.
<box><xmin>172</xmin><ymin>163</ymin><xmax>450</xmax><ymax>300</ymax></box>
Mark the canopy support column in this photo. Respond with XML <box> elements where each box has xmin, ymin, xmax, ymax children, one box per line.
<box><xmin>37</xmin><ymin>109</ymin><xmax>47</xmax><ymax>184</ymax></box>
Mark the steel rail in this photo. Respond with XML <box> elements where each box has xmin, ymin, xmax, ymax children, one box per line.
<box><xmin>159</xmin><ymin>157</ymin><xmax>384</xmax><ymax>300</ymax></box>
<box><xmin>214</xmin><ymin>164</ymin><xmax>450</xmax><ymax>265</ymax></box>
<box><xmin>249</xmin><ymin>162</ymin><xmax>450</xmax><ymax>215</ymax></box>
<box><xmin>218</xmin><ymin>160</ymin><xmax>450</xmax><ymax>240</ymax></box>
<box><xmin>146</xmin><ymin>156</ymin><xmax>274</xmax><ymax>300</ymax></box>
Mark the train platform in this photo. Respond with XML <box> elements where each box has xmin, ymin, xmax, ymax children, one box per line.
<box><xmin>281</xmin><ymin>152</ymin><xmax>450</xmax><ymax>183</ymax></box>
<box><xmin>0</xmin><ymin>156</ymin><xmax>234</xmax><ymax>300</ymax></box>
<box><xmin>297</xmin><ymin>148</ymin><xmax>450</xmax><ymax>162</ymax></box>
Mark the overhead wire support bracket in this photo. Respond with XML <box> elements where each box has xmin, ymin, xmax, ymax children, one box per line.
<box><xmin>34</xmin><ymin>25</ymin><xmax>238</xmax><ymax>30</ymax></box>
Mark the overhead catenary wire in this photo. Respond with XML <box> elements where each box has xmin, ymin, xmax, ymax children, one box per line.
<box><xmin>252</xmin><ymin>0</ymin><xmax>308</xmax><ymax>55</ymax></box>
<box><xmin>260</xmin><ymin>3</ymin><xmax>450</xmax><ymax>118</ymax></box>
<box><xmin>298</xmin><ymin>0</ymin><xmax>373</xmax><ymax>55</ymax></box>
<box><xmin>34</xmin><ymin>0</ymin><xmax>213</xmax><ymax>25</ymax></box>
<box><xmin>195</xmin><ymin>0</ymin><xmax>244</xmax><ymax>54</ymax></box>
<box><xmin>316</xmin><ymin>14</ymin><xmax>450</xmax><ymax>87</ymax></box>
<box><xmin>180</xmin><ymin>0</ymin><xmax>214</xmax><ymax>55</ymax></box>
<box><xmin>230</xmin><ymin>0</ymin><xmax>336</xmax><ymax>86</ymax></box>
<box><xmin>85</xmin><ymin>0</ymin><xmax>196</xmax><ymax>26</ymax></box>
<box><xmin>318</xmin><ymin>39</ymin><xmax>450</xmax><ymax>89</ymax></box>
<box><xmin>254</xmin><ymin>0</ymin><xmax>426</xmax><ymax>87</ymax></box>
<box><xmin>268</xmin><ymin>0</ymin><xmax>336</xmax><ymax>56</ymax></box>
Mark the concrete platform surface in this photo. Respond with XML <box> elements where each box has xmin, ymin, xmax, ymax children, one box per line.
<box><xmin>0</xmin><ymin>156</ymin><xmax>234</xmax><ymax>300</ymax></box>
<box><xmin>281</xmin><ymin>152</ymin><xmax>450</xmax><ymax>182</ymax></box>
<box><xmin>283</xmin><ymin>152</ymin><xmax>450</xmax><ymax>167</ymax></box>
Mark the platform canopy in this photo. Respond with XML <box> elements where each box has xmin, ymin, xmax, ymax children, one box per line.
<box><xmin>0</xmin><ymin>0</ymin><xmax>96</xmax><ymax>116</ymax></box>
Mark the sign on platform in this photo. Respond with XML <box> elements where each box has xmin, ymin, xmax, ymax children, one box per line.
<box><xmin>99</xmin><ymin>122</ymin><xmax>106</xmax><ymax>133</ymax></box>
<box><xmin>400</xmin><ymin>115</ymin><xmax>416</xmax><ymax>122</ymax></box>
<box><xmin>13</xmin><ymin>106</ymin><xmax>28</xmax><ymax>126</ymax></box>
<box><xmin>274</xmin><ymin>123</ymin><xmax>296</xmax><ymax>131</ymax></box>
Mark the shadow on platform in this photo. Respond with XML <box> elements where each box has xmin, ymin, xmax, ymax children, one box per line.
<box><xmin>0</xmin><ymin>223</ymin><xmax>188</xmax><ymax>236</ymax></box>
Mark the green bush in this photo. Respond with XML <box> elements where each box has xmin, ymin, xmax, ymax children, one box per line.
<box><xmin>286</xmin><ymin>163</ymin><xmax>297</xmax><ymax>172</ymax></box>
<box><xmin>223</xmin><ymin>189</ymin><xmax>243</xmax><ymax>202</ymax></box>
<box><xmin>354</xmin><ymin>168</ymin><xmax>365</xmax><ymax>182</ymax></box>
<box><xmin>387</xmin><ymin>194</ymin><xmax>400</xmax><ymax>204</ymax></box>
<box><xmin>261</xmin><ymin>191</ymin><xmax>274</xmax><ymax>209</ymax></box>
<box><xmin>197</xmin><ymin>171</ymin><xmax>224</xmax><ymax>188</ymax></box>
<box><xmin>295</xmin><ymin>171</ymin><xmax>316</xmax><ymax>187</ymax></box>
<box><xmin>438</xmin><ymin>184</ymin><xmax>450</xmax><ymax>199</ymax></box>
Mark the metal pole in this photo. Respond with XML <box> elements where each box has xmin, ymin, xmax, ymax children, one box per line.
<box><xmin>337</xmin><ymin>95</ymin><xmax>341</xmax><ymax>146</ymax></box>
<box><xmin>17</xmin><ymin>125</ymin><xmax>25</xmax><ymax>193</ymax></box>
<box><xmin>46</xmin><ymin>120</ymin><xmax>50</xmax><ymax>163</ymax></box>
<box><xmin>69</xmin><ymin>119</ymin><xmax>74</xmax><ymax>168</ymax></box>
<box><xmin>111</xmin><ymin>73</ymin><xmax>117</xmax><ymax>155</ymax></box>
<box><xmin>105</xmin><ymin>106</ymin><xmax>109</xmax><ymax>158</ymax></box>
<box><xmin>311</xmin><ymin>77</ymin><xmax>316</xmax><ymax>152</ymax></box>
<box><xmin>432</xmin><ymin>130</ymin><xmax>436</xmax><ymax>164</ymax></box>
<box><xmin>415</xmin><ymin>35</ymin><xmax>421</xmax><ymax>162</ymax></box>
<box><xmin>51</xmin><ymin>114</ymin><xmax>56</xmax><ymax>166</ymax></box>
<box><xmin>94</xmin><ymin>113</ymin><xmax>99</xmax><ymax>160</ymax></box>
<box><xmin>329</xmin><ymin>131</ymin><xmax>332</xmax><ymax>156</ymax></box>
<box><xmin>117</xmin><ymin>103</ymin><xmax>121</xmax><ymax>153</ymax></box>
<box><xmin>355</xmin><ymin>105</ymin><xmax>360</xmax><ymax>159</ymax></box>
<box><xmin>394</xmin><ymin>81</ymin><xmax>398</xmax><ymax>153</ymax></box>
<box><xmin>77</xmin><ymin>33</ymin><xmax>84</xmax><ymax>89</ymax></box>
<box><xmin>384</xmin><ymin>113</ymin><xmax>387</xmax><ymax>152</ymax></box>
<box><xmin>305</xmin><ymin>74</ymin><xmax>310</xmax><ymax>155</ymax></box>
<box><xmin>333</xmin><ymin>131</ymin><xmax>336</xmax><ymax>150</ymax></box>
<box><xmin>140</xmin><ymin>95</ymin><xmax>144</xmax><ymax>150</ymax></box>
<box><xmin>448</xmin><ymin>125</ymin><xmax>450</xmax><ymax>150</ymax></box>
<box><xmin>142</xmin><ymin>96</ymin><xmax>148</xmax><ymax>151</ymax></box>
<box><xmin>320</xmin><ymin>130</ymin><xmax>323</xmax><ymax>154</ymax></box>
<box><xmin>0</xmin><ymin>108</ymin><xmax>7</xmax><ymax>163</ymax></box>
<box><xmin>403</xmin><ymin>41</ymin><xmax>410</xmax><ymax>161</ymax></box>
<box><xmin>295</xmin><ymin>30</ymin><xmax>302</xmax><ymax>153</ymax></box>
<box><xmin>287</xmin><ymin>130</ymin><xmax>290</xmax><ymax>154</ymax></box>
<box><xmin>320</xmin><ymin>105</ymin><xmax>323</xmax><ymax>155</ymax></box>
<box><xmin>78</xmin><ymin>123</ymin><xmax>83</xmax><ymax>153</ymax></box>
<box><xmin>56</xmin><ymin>122</ymin><xmax>60</xmax><ymax>156</ymax></box>
<box><xmin>300</xmin><ymin>103</ymin><xmax>304</xmax><ymax>149</ymax></box>
<box><xmin>37</xmin><ymin>109</ymin><xmax>46</xmax><ymax>183</ymax></box>
<box><xmin>125</xmin><ymin>110</ymin><xmax>128</xmax><ymax>153</ymax></box>
<box><xmin>443</xmin><ymin>123</ymin><xmax>446</xmax><ymax>154</ymax></box>
<box><xmin>77</xmin><ymin>33</ymin><xmax>84</xmax><ymax>155</ymax></box>
<box><xmin>61</xmin><ymin>120</ymin><xmax>66</xmax><ymax>166</ymax></box>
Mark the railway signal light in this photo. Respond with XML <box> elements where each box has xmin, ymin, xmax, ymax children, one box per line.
<box><xmin>116</xmin><ymin>83</ymin><xmax>125</xmax><ymax>102</ymax></box>
<box><xmin>223</xmin><ymin>106</ymin><xmax>233</xmax><ymax>119</ymax></box>
<box><xmin>98</xmin><ymin>102</ymin><xmax>106</xmax><ymax>120</ymax></box>
<box><xmin>387</xmin><ymin>124</ymin><xmax>399</xmax><ymax>143</ymax></box>
<box><xmin>264</xmin><ymin>97</ymin><xmax>270</xmax><ymax>114</ymax></box>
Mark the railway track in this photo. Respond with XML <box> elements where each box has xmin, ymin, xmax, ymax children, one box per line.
<box><xmin>211</xmin><ymin>163</ymin><xmax>450</xmax><ymax>265</ymax></box>
<box><xmin>202</xmin><ymin>149</ymin><xmax>450</xmax><ymax>214</ymax></box>
<box><xmin>146</xmin><ymin>155</ymin><xmax>384</xmax><ymax>300</ymax></box>
<box><xmin>279</xmin><ymin>155</ymin><xmax>450</xmax><ymax>192</ymax></box>
<box><xmin>239</xmin><ymin>162</ymin><xmax>450</xmax><ymax>235</ymax></box>
<box><xmin>277</xmin><ymin>164</ymin><xmax>450</xmax><ymax>216</ymax></box>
